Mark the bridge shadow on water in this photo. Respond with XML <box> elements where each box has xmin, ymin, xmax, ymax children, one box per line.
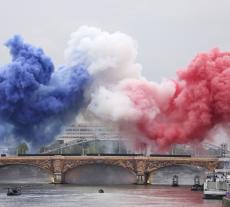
<box><xmin>0</xmin><ymin>163</ymin><xmax>207</xmax><ymax>185</ymax></box>
<box><xmin>64</xmin><ymin>164</ymin><xmax>136</xmax><ymax>185</ymax></box>
<box><xmin>0</xmin><ymin>165</ymin><xmax>51</xmax><ymax>183</ymax></box>
<box><xmin>150</xmin><ymin>165</ymin><xmax>206</xmax><ymax>185</ymax></box>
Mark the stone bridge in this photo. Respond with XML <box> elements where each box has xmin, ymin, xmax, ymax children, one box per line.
<box><xmin>0</xmin><ymin>156</ymin><xmax>221</xmax><ymax>184</ymax></box>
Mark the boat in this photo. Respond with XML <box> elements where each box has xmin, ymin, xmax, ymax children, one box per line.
<box><xmin>191</xmin><ymin>184</ymin><xmax>203</xmax><ymax>191</ymax></box>
<box><xmin>7</xmin><ymin>187</ymin><xmax>21</xmax><ymax>196</ymax></box>
<box><xmin>203</xmin><ymin>170</ymin><xmax>230</xmax><ymax>199</ymax></box>
<box><xmin>98</xmin><ymin>189</ymin><xmax>104</xmax><ymax>193</ymax></box>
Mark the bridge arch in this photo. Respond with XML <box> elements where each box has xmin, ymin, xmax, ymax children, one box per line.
<box><xmin>148</xmin><ymin>164</ymin><xmax>206</xmax><ymax>185</ymax></box>
<box><xmin>63</xmin><ymin>159</ymin><xmax>136</xmax><ymax>174</ymax></box>
<box><xmin>0</xmin><ymin>164</ymin><xmax>52</xmax><ymax>183</ymax></box>
<box><xmin>145</xmin><ymin>159</ymin><xmax>218</xmax><ymax>174</ymax></box>
<box><xmin>64</xmin><ymin>163</ymin><xmax>136</xmax><ymax>185</ymax></box>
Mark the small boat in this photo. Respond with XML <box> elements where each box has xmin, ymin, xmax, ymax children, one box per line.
<box><xmin>7</xmin><ymin>187</ymin><xmax>21</xmax><ymax>196</ymax></box>
<box><xmin>98</xmin><ymin>189</ymin><xmax>104</xmax><ymax>193</ymax></box>
<box><xmin>191</xmin><ymin>184</ymin><xmax>203</xmax><ymax>191</ymax></box>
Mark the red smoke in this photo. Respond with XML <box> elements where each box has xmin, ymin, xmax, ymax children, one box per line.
<box><xmin>122</xmin><ymin>48</ymin><xmax>230</xmax><ymax>148</ymax></box>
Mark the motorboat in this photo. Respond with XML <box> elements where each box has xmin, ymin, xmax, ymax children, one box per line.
<box><xmin>203</xmin><ymin>170</ymin><xmax>230</xmax><ymax>199</ymax></box>
<box><xmin>7</xmin><ymin>187</ymin><xmax>21</xmax><ymax>196</ymax></box>
<box><xmin>98</xmin><ymin>189</ymin><xmax>104</xmax><ymax>193</ymax></box>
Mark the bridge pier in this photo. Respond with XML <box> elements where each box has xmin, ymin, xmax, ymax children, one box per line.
<box><xmin>136</xmin><ymin>173</ymin><xmax>150</xmax><ymax>185</ymax></box>
<box><xmin>52</xmin><ymin>157</ymin><xmax>64</xmax><ymax>184</ymax></box>
<box><xmin>52</xmin><ymin>172</ymin><xmax>63</xmax><ymax>184</ymax></box>
<box><xmin>136</xmin><ymin>174</ymin><xmax>145</xmax><ymax>184</ymax></box>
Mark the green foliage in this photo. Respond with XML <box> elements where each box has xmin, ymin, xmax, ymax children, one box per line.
<box><xmin>85</xmin><ymin>144</ymin><xmax>97</xmax><ymax>154</ymax></box>
<box><xmin>17</xmin><ymin>143</ymin><xmax>29</xmax><ymax>155</ymax></box>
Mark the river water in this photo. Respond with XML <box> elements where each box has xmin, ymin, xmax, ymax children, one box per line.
<box><xmin>0</xmin><ymin>185</ymin><xmax>222</xmax><ymax>207</ymax></box>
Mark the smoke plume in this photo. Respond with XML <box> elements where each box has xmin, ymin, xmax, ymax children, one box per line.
<box><xmin>1</xmin><ymin>26</ymin><xmax>230</xmax><ymax>150</ymax></box>
<box><xmin>65</xmin><ymin>26</ymin><xmax>230</xmax><ymax>149</ymax></box>
<box><xmin>0</xmin><ymin>35</ymin><xmax>90</xmax><ymax>148</ymax></box>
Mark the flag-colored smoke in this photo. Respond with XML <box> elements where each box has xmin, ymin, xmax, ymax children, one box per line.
<box><xmin>1</xmin><ymin>26</ymin><xmax>230</xmax><ymax>150</ymax></box>
<box><xmin>65</xmin><ymin>26</ymin><xmax>230</xmax><ymax>149</ymax></box>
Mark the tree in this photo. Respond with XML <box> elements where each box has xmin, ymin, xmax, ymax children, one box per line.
<box><xmin>16</xmin><ymin>143</ymin><xmax>29</xmax><ymax>155</ymax></box>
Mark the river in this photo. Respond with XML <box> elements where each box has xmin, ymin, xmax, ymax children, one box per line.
<box><xmin>0</xmin><ymin>184</ymin><xmax>222</xmax><ymax>207</ymax></box>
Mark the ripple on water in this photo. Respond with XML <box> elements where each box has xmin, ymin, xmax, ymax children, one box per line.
<box><xmin>0</xmin><ymin>185</ymin><xmax>222</xmax><ymax>207</ymax></box>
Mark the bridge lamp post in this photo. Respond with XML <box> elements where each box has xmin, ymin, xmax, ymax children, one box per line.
<box><xmin>81</xmin><ymin>143</ymin><xmax>85</xmax><ymax>155</ymax></box>
<box><xmin>93</xmin><ymin>137</ymin><xmax>96</xmax><ymax>153</ymax></box>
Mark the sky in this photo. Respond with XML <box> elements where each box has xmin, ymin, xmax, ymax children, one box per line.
<box><xmin>0</xmin><ymin>0</ymin><xmax>230</xmax><ymax>82</ymax></box>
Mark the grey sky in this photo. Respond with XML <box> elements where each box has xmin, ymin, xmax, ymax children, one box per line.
<box><xmin>0</xmin><ymin>0</ymin><xmax>230</xmax><ymax>81</ymax></box>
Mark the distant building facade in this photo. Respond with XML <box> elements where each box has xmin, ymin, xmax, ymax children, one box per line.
<box><xmin>56</xmin><ymin>123</ymin><xmax>121</xmax><ymax>143</ymax></box>
<box><xmin>41</xmin><ymin>122</ymin><xmax>128</xmax><ymax>154</ymax></box>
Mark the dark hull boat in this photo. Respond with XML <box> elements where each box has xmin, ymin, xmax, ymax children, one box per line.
<box><xmin>7</xmin><ymin>187</ymin><xmax>21</xmax><ymax>196</ymax></box>
<box><xmin>191</xmin><ymin>184</ymin><xmax>203</xmax><ymax>191</ymax></box>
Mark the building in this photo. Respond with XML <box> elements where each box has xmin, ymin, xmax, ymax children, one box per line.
<box><xmin>41</xmin><ymin>122</ymin><xmax>128</xmax><ymax>154</ymax></box>
<box><xmin>56</xmin><ymin>122</ymin><xmax>121</xmax><ymax>143</ymax></box>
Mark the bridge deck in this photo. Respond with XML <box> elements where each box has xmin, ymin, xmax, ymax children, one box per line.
<box><xmin>0</xmin><ymin>155</ymin><xmax>221</xmax><ymax>184</ymax></box>
<box><xmin>0</xmin><ymin>155</ymin><xmax>219</xmax><ymax>162</ymax></box>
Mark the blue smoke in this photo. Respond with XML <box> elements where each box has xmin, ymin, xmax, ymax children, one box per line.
<box><xmin>0</xmin><ymin>35</ymin><xmax>91</xmax><ymax>148</ymax></box>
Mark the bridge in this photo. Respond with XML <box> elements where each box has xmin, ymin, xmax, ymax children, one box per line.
<box><xmin>0</xmin><ymin>156</ymin><xmax>221</xmax><ymax>184</ymax></box>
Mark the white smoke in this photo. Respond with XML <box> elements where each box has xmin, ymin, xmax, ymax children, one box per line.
<box><xmin>65</xmin><ymin>26</ymin><xmax>174</xmax><ymax>128</ymax></box>
<box><xmin>88</xmin><ymin>86</ymin><xmax>140</xmax><ymax>122</ymax></box>
<box><xmin>64</xmin><ymin>26</ymin><xmax>176</xmax><ymax>149</ymax></box>
<box><xmin>65</xmin><ymin>26</ymin><xmax>144</xmax><ymax>123</ymax></box>
<box><xmin>65</xmin><ymin>26</ymin><xmax>142</xmax><ymax>85</ymax></box>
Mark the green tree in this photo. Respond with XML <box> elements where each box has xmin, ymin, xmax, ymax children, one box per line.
<box><xmin>17</xmin><ymin>143</ymin><xmax>29</xmax><ymax>155</ymax></box>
